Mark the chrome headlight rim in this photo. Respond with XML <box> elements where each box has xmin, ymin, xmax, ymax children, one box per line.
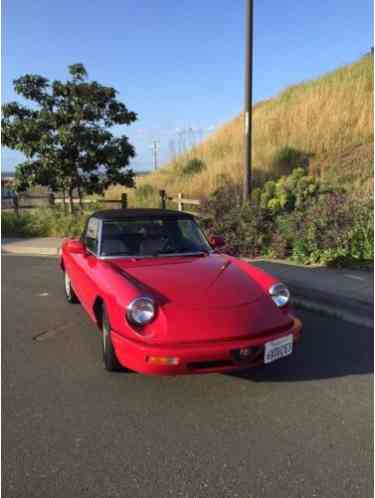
<box><xmin>269</xmin><ymin>282</ymin><xmax>290</xmax><ymax>308</ymax></box>
<box><xmin>126</xmin><ymin>296</ymin><xmax>156</xmax><ymax>326</ymax></box>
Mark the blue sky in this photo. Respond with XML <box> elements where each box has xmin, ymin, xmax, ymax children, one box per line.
<box><xmin>2</xmin><ymin>0</ymin><xmax>373</xmax><ymax>172</ymax></box>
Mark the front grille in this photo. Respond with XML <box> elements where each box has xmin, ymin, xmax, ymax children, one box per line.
<box><xmin>187</xmin><ymin>360</ymin><xmax>234</xmax><ymax>370</ymax></box>
<box><xmin>230</xmin><ymin>345</ymin><xmax>264</xmax><ymax>364</ymax></box>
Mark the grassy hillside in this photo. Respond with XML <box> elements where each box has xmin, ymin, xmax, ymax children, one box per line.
<box><xmin>108</xmin><ymin>55</ymin><xmax>373</xmax><ymax>203</ymax></box>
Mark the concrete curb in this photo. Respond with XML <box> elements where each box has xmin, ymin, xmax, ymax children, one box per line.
<box><xmin>2</xmin><ymin>246</ymin><xmax>59</xmax><ymax>256</ymax></box>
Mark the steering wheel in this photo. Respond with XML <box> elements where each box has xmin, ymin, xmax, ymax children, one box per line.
<box><xmin>157</xmin><ymin>236</ymin><xmax>175</xmax><ymax>254</ymax></box>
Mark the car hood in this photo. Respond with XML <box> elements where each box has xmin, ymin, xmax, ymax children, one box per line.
<box><xmin>108</xmin><ymin>254</ymin><xmax>264</xmax><ymax>308</ymax></box>
<box><xmin>107</xmin><ymin>254</ymin><xmax>293</xmax><ymax>343</ymax></box>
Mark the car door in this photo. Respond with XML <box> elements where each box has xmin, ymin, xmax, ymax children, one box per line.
<box><xmin>68</xmin><ymin>217</ymin><xmax>101</xmax><ymax>318</ymax></box>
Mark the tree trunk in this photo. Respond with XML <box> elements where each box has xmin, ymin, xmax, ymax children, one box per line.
<box><xmin>62</xmin><ymin>187</ymin><xmax>68</xmax><ymax>216</ymax></box>
<box><xmin>77</xmin><ymin>184</ymin><xmax>84</xmax><ymax>212</ymax></box>
<box><xmin>68</xmin><ymin>188</ymin><xmax>74</xmax><ymax>215</ymax></box>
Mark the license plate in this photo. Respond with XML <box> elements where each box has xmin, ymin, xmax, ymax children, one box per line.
<box><xmin>264</xmin><ymin>335</ymin><xmax>293</xmax><ymax>364</ymax></box>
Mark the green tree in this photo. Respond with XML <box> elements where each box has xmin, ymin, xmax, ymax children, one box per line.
<box><xmin>2</xmin><ymin>63</ymin><xmax>137</xmax><ymax>212</ymax></box>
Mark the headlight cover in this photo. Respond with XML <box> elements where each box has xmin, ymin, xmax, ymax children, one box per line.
<box><xmin>126</xmin><ymin>297</ymin><xmax>156</xmax><ymax>326</ymax></box>
<box><xmin>269</xmin><ymin>283</ymin><xmax>290</xmax><ymax>308</ymax></box>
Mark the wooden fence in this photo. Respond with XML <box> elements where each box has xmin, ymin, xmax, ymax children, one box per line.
<box><xmin>2</xmin><ymin>192</ymin><xmax>128</xmax><ymax>215</ymax></box>
<box><xmin>2</xmin><ymin>190</ymin><xmax>201</xmax><ymax>216</ymax></box>
<box><xmin>159</xmin><ymin>190</ymin><xmax>201</xmax><ymax>215</ymax></box>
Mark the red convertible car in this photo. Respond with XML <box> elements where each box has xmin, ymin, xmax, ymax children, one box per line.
<box><xmin>60</xmin><ymin>209</ymin><xmax>302</xmax><ymax>375</ymax></box>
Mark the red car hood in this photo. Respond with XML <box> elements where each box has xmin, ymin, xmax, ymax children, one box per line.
<box><xmin>109</xmin><ymin>254</ymin><xmax>263</xmax><ymax>308</ymax></box>
<box><xmin>108</xmin><ymin>254</ymin><xmax>293</xmax><ymax>343</ymax></box>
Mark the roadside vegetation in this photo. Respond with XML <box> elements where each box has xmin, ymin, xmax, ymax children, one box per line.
<box><xmin>2</xmin><ymin>56</ymin><xmax>373</xmax><ymax>267</ymax></box>
<box><xmin>106</xmin><ymin>54</ymin><xmax>373</xmax><ymax>267</ymax></box>
<box><xmin>110</xmin><ymin>54</ymin><xmax>373</xmax><ymax>201</ymax></box>
<box><xmin>2</xmin><ymin>208</ymin><xmax>91</xmax><ymax>238</ymax></box>
<box><xmin>200</xmin><ymin>168</ymin><xmax>373</xmax><ymax>267</ymax></box>
<box><xmin>3</xmin><ymin>165</ymin><xmax>372</xmax><ymax>267</ymax></box>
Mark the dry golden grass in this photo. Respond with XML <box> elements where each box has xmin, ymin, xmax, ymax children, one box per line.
<box><xmin>108</xmin><ymin>55</ymin><xmax>373</xmax><ymax>202</ymax></box>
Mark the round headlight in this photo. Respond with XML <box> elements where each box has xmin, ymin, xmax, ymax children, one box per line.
<box><xmin>269</xmin><ymin>283</ymin><xmax>290</xmax><ymax>308</ymax></box>
<box><xmin>126</xmin><ymin>297</ymin><xmax>156</xmax><ymax>326</ymax></box>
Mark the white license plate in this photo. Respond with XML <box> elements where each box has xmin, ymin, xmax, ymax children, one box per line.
<box><xmin>264</xmin><ymin>335</ymin><xmax>293</xmax><ymax>364</ymax></box>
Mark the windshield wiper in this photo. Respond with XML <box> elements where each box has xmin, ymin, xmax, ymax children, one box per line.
<box><xmin>184</xmin><ymin>250</ymin><xmax>210</xmax><ymax>257</ymax></box>
<box><xmin>151</xmin><ymin>250</ymin><xmax>210</xmax><ymax>258</ymax></box>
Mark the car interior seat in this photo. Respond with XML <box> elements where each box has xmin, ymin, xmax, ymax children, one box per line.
<box><xmin>101</xmin><ymin>223</ymin><xmax>129</xmax><ymax>256</ymax></box>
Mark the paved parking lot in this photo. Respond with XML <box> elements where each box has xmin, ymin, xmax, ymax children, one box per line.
<box><xmin>2</xmin><ymin>255</ymin><xmax>373</xmax><ymax>498</ymax></box>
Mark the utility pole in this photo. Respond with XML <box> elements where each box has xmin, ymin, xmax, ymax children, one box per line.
<box><xmin>150</xmin><ymin>140</ymin><xmax>160</xmax><ymax>171</ymax></box>
<box><xmin>243</xmin><ymin>0</ymin><xmax>253</xmax><ymax>203</ymax></box>
<box><xmin>177</xmin><ymin>129</ymin><xmax>186</xmax><ymax>154</ymax></box>
<box><xmin>188</xmin><ymin>127</ymin><xmax>196</xmax><ymax>149</ymax></box>
<box><xmin>169</xmin><ymin>139</ymin><xmax>177</xmax><ymax>162</ymax></box>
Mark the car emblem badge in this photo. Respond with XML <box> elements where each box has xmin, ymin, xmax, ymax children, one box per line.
<box><xmin>239</xmin><ymin>347</ymin><xmax>251</xmax><ymax>358</ymax></box>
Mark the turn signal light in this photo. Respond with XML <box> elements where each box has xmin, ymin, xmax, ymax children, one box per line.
<box><xmin>147</xmin><ymin>356</ymin><xmax>180</xmax><ymax>366</ymax></box>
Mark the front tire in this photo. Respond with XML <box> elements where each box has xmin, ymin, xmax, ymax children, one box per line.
<box><xmin>101</xmin><ymin>305</ymin><xmax>123</xmax><ymax>372</ymax></box>
<box><xmin>64</xmin><ymin>271</ymin><xmax>79</xmax><ymax>304</ymax></box>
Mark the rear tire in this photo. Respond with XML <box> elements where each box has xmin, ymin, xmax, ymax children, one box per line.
<box><xmin>101</xmin><ymin>305</ymin><xmax>123</xmax><ymax>372</ymax></box>
<box><xmin>64</xmin><ymin>271</ymin><xmax>79</xmax><ymax>304</ymax></box>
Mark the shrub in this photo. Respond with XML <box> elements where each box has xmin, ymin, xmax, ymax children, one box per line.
<box><xmin>268</xmin><ymin>231</ymin><xmax>289</xmax><ymax>259</ymax></box>
<box><xmin>200</xmin><ymin>176</ymin><xmax>271</xmax><ymax>257</ymax></box>
<box><xmin>274</xmin><ymin>192</ymin><xmax>374</xmax><ymax>265</ymax></box>
<box><xmin>181</xmin><ymin>158</ymin><xmax>206</xmax><ymax>176</ymax></box>
<box><xmin>134</xmin><ymin>184</ymin><xmax>159</xmax><ymax>208</ymax></box>
<box><xmin>2</xmin><ymin>211</ymin><xmax>38</xmax><ymax>237</ymax></box>
<box><xmin>349</xmin><ymin>200</ymin><xmax>374</xmax><ymax>261</ymax></box>
<box><xmin>259</xmin><ymin>168</ymin><xmax>322</xmax><ymax>215</ymax></box>
<box><xmin>2</xmin><ymin>208</ymin><xmax>89</xmax><ymax>238</ymax></box>
<box><xmin>135</xmin><ymin>184</ymin><xmax>155</xmax><ymax>197</ymax></box>
<box><xmin>200</xmin><ymin>166</ymin><xmax>373</xmax><ymax>267</ymax></box>
<box><xmin>271</xmin><ymin>146</ymin><xmax>310</xmax><ymax>178</ymax></box>
<box><xmin>201</xmin><ymin>175</ymin><xmax>240</xmax><ymax>227</ymax></box>
<box><xmin>238</xmin><ymin>203</ymin><xmax>273</xmax><ymax>257</ymax></box>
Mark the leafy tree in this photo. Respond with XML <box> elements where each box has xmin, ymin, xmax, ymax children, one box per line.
<box><xmin>2</xmin><ymin>64</ymin><xmax>137</xmax><ymax>212</ymax></box>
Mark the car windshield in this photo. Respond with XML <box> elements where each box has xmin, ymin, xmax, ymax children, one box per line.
<box><xmin>100</xmin><ymin>217</ymin><xmax>212</xmax><ymax>257</ymax></box>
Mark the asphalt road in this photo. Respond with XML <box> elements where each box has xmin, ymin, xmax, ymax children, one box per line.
<box><xmin>2</xmin><ymin>255</ymin><xmax>373</xmax><ymax>498</ymax></box>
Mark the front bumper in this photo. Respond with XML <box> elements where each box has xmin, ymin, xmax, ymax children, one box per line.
<box><xmin>111</xmin><ymin>316</ymin><xmax>302</xmax><ymax>376</ymax></box>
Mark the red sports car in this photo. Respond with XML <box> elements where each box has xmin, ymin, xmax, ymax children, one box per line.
<box><xmin>60</xmin><ymin>209</ymin><xmax>302</xmax><ymax>375</ymax></box>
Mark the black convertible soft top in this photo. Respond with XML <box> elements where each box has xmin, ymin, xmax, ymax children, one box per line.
<box><xmin>92</xmin><ymin>208</ymin><xmax>194</xmax><ymax>220</ymax></box>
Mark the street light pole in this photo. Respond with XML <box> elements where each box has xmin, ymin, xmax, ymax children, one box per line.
<box><xmin>243</xmin><ymin>0</ymin><xmax>253</xmax><ymax>203</ymax></box>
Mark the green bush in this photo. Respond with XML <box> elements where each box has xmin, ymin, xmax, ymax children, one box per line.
<box><xmin>135</xmin><ymin>184</ymin><xmax>156</xmax><ymax>197</ymax></box>
<box><xmin>270</xmin><ymin>191</ymin><xmax>374</xmax><ymax>265</ymax></box>
<box><xmin>200</xmin><ymin>167</ymin><xmax>373</xmax><ymax>267</ymax></box>
<box><xmin>181</xmin><ymin>158</ymin><xmax>206</xmax><ymax>176</ymax></box>
<box><xmin>2</xmin><ymin>208</ymin><xmax>88</xmax><ymax>238</ymax></box>
<box><xmin>306</xmin><ymin>194</ymin><xmax>371</xmax><ymax>264</ymax></box>
<box><xmin>271</xmin><ymin>146</ymin><xmax>310</xmax><ymax>178</ymax></box>
<box><xmin>259</xmin><ymin>168</ymin><xmax>322</xmax><ymax>215</ymax></box>
<box><xmin>238</xmin><ymin>202</ymin><xmax>273</xmax><ymax>257</ymax></box>
<box><xmin>203</xmin><ymin>175</ymin><xmax>241</xmax><ymax>217</ymax></box>
<box><xmin>2</xmin><ymin>211</ymin><xmax>38</xmax><ymax>237</ymax></box>
<box><xmin>134</xmin><ymin>184</ymin><xmax>159</xmax><ymax>208</ymax></box>
<box><xmin>201</xmin><ymin>176</ymin><xmax>271</xmax><ymax>257</ymax></box>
